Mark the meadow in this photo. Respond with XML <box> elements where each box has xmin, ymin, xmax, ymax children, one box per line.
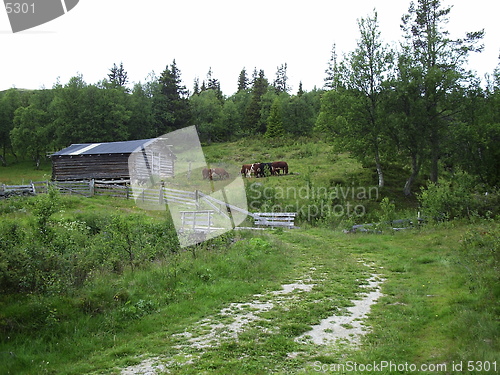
<box><xmin>0</xmin><ymin>137</ymin><xmax>498</xmax><ymax>374</ymax></box>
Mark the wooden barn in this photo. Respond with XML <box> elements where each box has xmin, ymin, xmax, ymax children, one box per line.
<box><xmin>51</xmin><ymin>138</ymin><xmax>176</xmax><ymax>182</ymax></box>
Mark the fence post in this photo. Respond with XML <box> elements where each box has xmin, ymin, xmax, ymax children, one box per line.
<box><xmin>30</xmin><ymin>181</ymin><xmax>36</xmax><ymax>195</ymax></box>
<box><xmin>89</xmin><ymin>179</ymin><xmax>95</xmax><ymax>196</ymax></box>
<box><xmin>159</xmin><ymin>183</ymin><xmax>164</xmax><ymax>204</ymax></box>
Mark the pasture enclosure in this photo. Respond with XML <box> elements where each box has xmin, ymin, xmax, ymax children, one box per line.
<box><xmin>1</xmin><ymin>137</ymin><xmax>499</xmax><ymax>374</ymax></box>
<box><xmin>1</xmin><ymin>180</ymin><xmax>299</xmax><ymax>231</ymax></box>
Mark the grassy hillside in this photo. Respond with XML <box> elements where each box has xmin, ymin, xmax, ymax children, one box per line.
<box><xmin>1</xmin><ymin>195</ymin><xmax>497</xmax><ymax>374</ymax></box>
<box><xmin>1</xmin><ymin>138</ymin><xmax>498</xmax><ymax>374</ymax></box>
<box><xmin>1</xmin><ymin>136</ymin><xmax>422</xmax><ymax>227</ymax></box>
<box><xmin>203</xmin><ymin>136</ymin><xmax>421</xmax><ymax>227</ymax></box>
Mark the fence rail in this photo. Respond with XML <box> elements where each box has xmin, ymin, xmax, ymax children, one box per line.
<box><xmin>1</xmin><ymin>180</ymin><xmax>198</xmax><ymax>206</ymax></box>
<box><xmin>1</xmin><ymin>179</ymin><xmax>299</xmax><ymax>230</ymax></box>
<box><xmin>94</xmin><ymin>183</ymin><xmax>129</xmax><ymax>199</ymax></box>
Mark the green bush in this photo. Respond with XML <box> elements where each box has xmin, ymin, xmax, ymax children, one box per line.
<box><xmin>376</xmin><ymin>197</ymin><xmax>396</xmax><ymax>230</ymax></box>
<box><xmin>0</xmin><ymin>195</ymin><xmax>180</xmax><ymax>294</ymax></box>
<box><xmin>417</xmin><ymin>172</ymin><xmax>478</xmax><ymax>221</ymax></box>
<box><xmin>30</xmin><ymin>186</ymin><xmax>60</xmax><ymax>240</ymax></box>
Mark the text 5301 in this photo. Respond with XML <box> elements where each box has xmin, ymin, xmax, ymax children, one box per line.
<box><xmin>5</xmin><ymin>3</ymin><xmax>35</xmax><ymax>14</ymax></box>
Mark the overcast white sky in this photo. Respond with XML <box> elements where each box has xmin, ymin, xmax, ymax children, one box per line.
<box><xmin>1</xmin><ymin>0</ymin><xmax>498</xmax><ymax>96</ymax></box>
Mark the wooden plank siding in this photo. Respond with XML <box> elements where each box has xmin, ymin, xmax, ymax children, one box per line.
<box><xmin>51</xmin><ymin>143</ymin><xmax>175</xmax><ymax>182</ymax></box>
<box><xmin>52</xmin><ymin>154</ymin><xmax>131</xmax><ymax>181</ymax></box>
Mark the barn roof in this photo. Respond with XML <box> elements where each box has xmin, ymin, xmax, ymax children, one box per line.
<box><xmin>51</xmin><ymin>139</ymin><xmax>159</xmax><ymax>156</ymax></box>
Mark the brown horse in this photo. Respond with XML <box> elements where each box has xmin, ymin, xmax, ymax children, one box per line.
<box><xmin>202</xmin><ymin>168</ymin><xmax>212</xmax><ymax>180</ymax></box>
<box><xmin>211</xmin><ymin>167</ymin><xmax>229</xmax><ymax>180</ymax></box>
<box><xmin>271</xmin><ymin>161</ymin><xmax>288</xmax><ymax>175</ymax></box>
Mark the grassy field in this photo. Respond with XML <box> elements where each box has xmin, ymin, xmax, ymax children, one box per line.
<box><xmin>0</xmin><ymin>159</ymin><xmax>52</xmax><ymax>185</ymax></box>
<box><xmin>1</xmin><ymin>138</ymin><xmax>498</xmax><ymax>374</ymax></box>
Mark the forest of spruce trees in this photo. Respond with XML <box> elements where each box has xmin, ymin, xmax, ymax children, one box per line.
<box><xmin>1</xmin><ymin>0</ymin><xmax>499</xmax><ymax>195</ymax></box>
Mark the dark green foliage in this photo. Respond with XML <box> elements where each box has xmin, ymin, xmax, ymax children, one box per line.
<box><xmin>244</xmin><ymin>69</ymin><xmax>269</xmax><ymax>134</ymax></box>
<box><xmin>50</xmin><ymin>76</ymin><xmax>131</xmax><ymax>147</ymax></box>
<box><xmin>314</xmin><ymin>1</ymin><xmax>493</xmax><ymax>195</ymax></box>
<box><xmin>203</xmin><ymin>67</ymin><xmax>224</xmax><ymax>102</ymax></box>
<box><xmin>324</xmin><ymin>43</ymin><xmax>342</xmax><ymax>90</ymax></box>
<box><xmin>237</xmin><ymin>67</ymin><xmax>249</xmax><ymax>92</ymax></box>
<box><xmin>10</xmin><ymin>89</ymin><xmax>55</xmax><ymax>169</ymax></box>
<box><xmin>153</xmin><ymin>60</ymin><xmax>191</xmax><ymax>135</ymax></box>
<box><xmin>417</xmin><ymin>172</ymin><xmax>500</xmax><ymax>221</ymax></box>
<box><xmin>395</xmin><ymin>0</ymin><xmax>484</xmax><ymax>194</ymax></box>
<box><xmin>265</xmin><ymin>98</ymin><xmax>285</xmax><ymax>138</ymax></box>
<box><xmin>127</xmin><ymin>82</ymin><xmax>155</xmax><ymax>139</ymax></box>
<box><xmin>0</xmin><ymin>88</ymin><xmax>28</xmax><ymax>164</ymax></box>
<box><xmin>107</xmin><ymin>62</ymin><xmax>129</xmax><ymax>90</ymax></box>
<box><xmin>190</xmin><ymin>90</ymin><xmax>224</xmax><ymax>143</ymax></box>
<box><xmin>0</xmin><ymin>192</ymin><xmax>179</xmax><ymax>295</ymax></box>
<box><xmin>273</xmin><ymin>63</ymin><xmax>289</xmax><ymax>94</ymax></box>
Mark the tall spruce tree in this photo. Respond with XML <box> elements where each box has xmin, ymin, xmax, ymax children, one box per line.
<box><xmin>205</xmin><ymin>67</ymin><xmax>223</xmax><ymax>102</ymax></box>
<box><xmin>193</xmin><ymin>77</ymin><xmax>200</xmax><ymax>95</ymax></box>
<box><xmin>237</xmin><ymin>68</ymin><xmax>249</xmax><ymax>92</ymax></box>
<box><xmin>273</xmin><ymin>63</ymin><xmax>289</xmax><ymax>94</ymax></box>
<box><xmin>297</xmin><ymin>82</ymin><xmax>304</xmax><ymax>97</ymax></box>
<box><xmin>107</xmin><ymin>62</ymin><xmax>129</xmax><ymax>90</ymax></box>
<box><xmin>154</xmin><ymin>60</ymin><xmax>191</xmax><ymax>135</ymax></box>
<box><xmin>324</xmin><ymin>43</ymin><xmax>342</xmax><ymax>90</ymax></box>
<box><xmin>265</xmin><ymin>98</ymin><xmax>285</xmax><ymax>138</ymax></box>
<box><xmin>245</xmin><ymin>69</ymin><xmax>268</xmax><ymax>134</ymax></box>
<box><xmin>395</xmin><ymin>0</ymin><xmax>484</xmax><ymax>195</ymax></box>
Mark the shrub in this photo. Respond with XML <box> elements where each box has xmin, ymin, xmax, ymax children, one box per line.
<box><xmin>417</xmin><ymin>172</ymin><xmax>477</xmax><ymax>221</ymax></box>
<box><xmin>377</xmin><ymin>197</ymin><xmax>396</xmax><ymax>230</ymax></box>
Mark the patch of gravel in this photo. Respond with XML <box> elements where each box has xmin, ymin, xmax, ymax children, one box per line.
<box><xmin>296</xmin><ymin>271</ymin><xmax>385</xmax><ymax>346</ymax></box>
<box><xmin>120</xmin><ymin>264</ymin><xmax>385</xmax><ymax>374</ymax></box>
<box><xmin>121</xmin><ymin>357</ymin><xmax>165</xmax><ymax>375</ymax></box>
<box><xmin>120</xmin><ymin>277</ymin><xmax>316</xmax><ymax>374</ymax></box>
<box><xmin>172</xmin><ymin>280</ymin><xmax>316</xmax><ymax>349</ymax></box>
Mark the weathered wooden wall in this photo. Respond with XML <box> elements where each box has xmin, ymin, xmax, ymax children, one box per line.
<box><xmin>52</xmin><ymin>154</ymin><xmax>131</xmax><ymax>181</ymax></box>
<box><xmin>52</xmin><ymin>152</ymin><xmax>175</xmax><ymax>181</ymax></box>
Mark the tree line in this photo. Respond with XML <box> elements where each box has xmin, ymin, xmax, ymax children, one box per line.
<box><xmin>1</xmin><ymin>0</ymin><xmax>499</xmax><ymax>195</ymax></box>
<box><xmin>0</xmin><ymin>61</ymin><xmax>321</xmax><ymax>167</ymax></box>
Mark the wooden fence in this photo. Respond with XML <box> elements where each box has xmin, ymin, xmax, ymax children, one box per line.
<box><xmin>1</xmin><ymin>180</ymin><xmax>299</xmax><ymax>230</ymax></box>
<box><xmin>0</xmin><ymin>180</ymin><xmax>197</xmax><ymax>206</ymax></box>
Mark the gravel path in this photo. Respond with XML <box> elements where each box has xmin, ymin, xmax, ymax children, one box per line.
<box><xmin>296</xmin><ymin>273</ymin><xmax>385</xmax><ymax>346</ymax></box>
<box><xmin>120</xmin><ymin>264</ymin><xmax>384</xmax><ymax>374</ymax></box>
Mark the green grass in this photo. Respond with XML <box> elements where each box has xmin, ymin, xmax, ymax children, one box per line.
<box><xmin>1</xmin><ymin>139</ymin><xmax>498</xmax><ymax>374</ymax></box>
<box><xmin>2</xmin><ymin>221</ymin><xmax>498</xmax><ymax>374</ymax></box>
<box><xmin>203</xmin><ymin>136</ymin><xmax>405</xmax><ymax>228</ymax></box>
<box><xmin>0</xmin><ymin>158</ymin><xmax>52</xmax><ymax>185</ymax></box>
